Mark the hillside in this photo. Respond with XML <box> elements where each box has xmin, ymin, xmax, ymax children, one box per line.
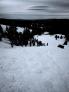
<box><xmin>0</xmin><ymin>34</ymin><xmax>69</xmax><ymax>92</ymax></box>
<box><xmin>0</xmin><ymin>18</ymin><xmax>69</xmax><ymax>35</ymax></box>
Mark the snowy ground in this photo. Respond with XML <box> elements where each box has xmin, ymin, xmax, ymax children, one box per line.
<box><xmin>0</xmin><ymin>35</ymin><xmax>69</xmax><ymax>92</ymax></box>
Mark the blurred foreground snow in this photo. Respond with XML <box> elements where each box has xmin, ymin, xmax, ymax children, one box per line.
<box><xmin>0</xmin><ymin>34</ymin><xmax>69</xmax><ymax>92</ymax></box>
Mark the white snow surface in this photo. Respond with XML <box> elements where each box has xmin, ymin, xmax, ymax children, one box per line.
<box><xmin>0</xmin><ymin>35</ymin><xmax>69</xmax><ymax>92</ymax></box>
<box><xmin>16</xmin><ymin>27</ymin><xmax>24</xmax><ymax>33</ymax></box>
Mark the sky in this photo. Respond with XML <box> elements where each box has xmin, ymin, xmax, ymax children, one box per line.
<box><xmin>0</xmin><ymin>0</ymin><xmax>69</xmax><ymax>19</ymax></box>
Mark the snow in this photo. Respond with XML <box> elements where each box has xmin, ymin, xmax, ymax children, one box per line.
<box><xmin>34</xmin><ymin>34</ymin><xmax>65</xmax><ymax>46</ymax></box>
<box><xmin>0</xmin><ymin>38</ymin><xmax>11</xmax><ymax>48</ymax></box>
<box><xmin>0</xmin><ymin>35</ymin><xmax>69</xmax><ymax>92</ymax></box>
<box><xmin>16</xmin><ymin>27</ymin><xmax>24</xmax><ymax>33</ymax></box>
<box><xmin>1</xmin><ymin>25</ymin><xmax>6</xmax><ymax>32</ymax></box>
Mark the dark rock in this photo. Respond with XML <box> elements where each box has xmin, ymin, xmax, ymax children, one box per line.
<box><xmin>58</xmin><ymin>44</ymin><xmax>64</xmax><ymax>49</ymax></box>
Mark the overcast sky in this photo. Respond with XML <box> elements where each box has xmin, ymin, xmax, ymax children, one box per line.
<box><xmin>0</xmin><ymin>0</ymin><xmax>69</xmax><ymax>19</ymax></box>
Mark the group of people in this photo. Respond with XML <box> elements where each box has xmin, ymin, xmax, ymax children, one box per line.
<box><xmin>10</xmin><ymin>37</ymin><xmax>47</xmax><ymax>48</ymax></box>
<box><xmin>55</xmin><ymin>35</ymin><xmax>64</xmax><ymax>40</ymax></box>
<box><xmin>0</xmin><ymin>25</ymin><xmax>49</xmax><ymax>48</ymax></box>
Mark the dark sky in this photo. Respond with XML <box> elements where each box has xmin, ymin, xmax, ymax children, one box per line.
<box><xmin>0</xmin><ymin>0</ymin><xmax>69</xmax><ymax>19</ymax></box>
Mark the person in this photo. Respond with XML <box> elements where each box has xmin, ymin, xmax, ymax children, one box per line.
<box><xmin>55</xmin><ymin>35</ymin><xmax>57</xmax><ymax>40</ymax></box>
<box><xmin>0</xmin><ymin>33</ymin><xmax>2</xmax><ymax>41</ymax></box>
<box><xmin>11</xmin><ymin>41</ymin><xmax>14</xmax><ymax>48</ymax></box>
<box><xmin>60</xmin><ymin>35</ymin><xmax>63</xmax><ymax>39</ymax></box>
<box><xmin>63</xmin><ymin>40</ymin><xmax>67</xmax><ymax>45</ymax></box>
<box><xmin>29</xmin><ymin>40</ymin><xmax>31</xmax><ymax>46</ymax></box>
<box><xmin>47</xmin><ymin>43</ymin><xmax>48</xmax><ymax>46</ymax></box>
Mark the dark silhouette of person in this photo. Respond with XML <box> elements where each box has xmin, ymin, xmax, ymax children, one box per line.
<box><xmin>60</xmin><ymin>35</ymin><xmax>63</xmax><ymax>39</ymax></box>
<box><xmin>11</xmin><ymin>41</ymin><xmax>14</xmax><ymax>48</ymax></box>
<box><xmin>30</xmin><ymin>40</ymin><xmax>32</xmax><ymax>46</ymax></box>
<box><xmin>23</xmin><ymin>27</ymin><xmax>31</xmax><ymax>46</ymax></box>
<box><xmin>47</xmin><ymin>43</ymin><xmax>48</xmax><ymax>46</ymax></box>
<box><xmin>55</xmin><ymin>35</ymin><xmax>57</xmax><ymax>40</ymax></box>
<box><xmin>63</xmin><ymin>40</ymin><xmax>67</xmax><ymax>45</ymax></box>
<box><xmin>0</xmin><ymin>34</ymin><xmax>2</xmax><ymax>41</ymax></box>
<box><xmin>57</xmin><ymin>35</ymin><xmax>59</xmax><ymax>38</ymax></box>
<box><xmin>0</xmin><ymin>25</ymin><xmax>3</xmax><ymax>41</ymax></box>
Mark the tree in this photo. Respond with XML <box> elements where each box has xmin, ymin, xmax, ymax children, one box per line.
<box><xmin>0</xmin><ymin>25</ymin><xmax>3</xmax><ymax>41</ymax></box>
<box><xmin>23</xmin><ymin>27</ymin><xmax>31</xmax><ymax>46</ymax></box>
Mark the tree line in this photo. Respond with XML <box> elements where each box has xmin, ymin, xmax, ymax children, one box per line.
<box><xmin>0</xmin><ymin>25</ymin><xmax>46</xmax><ymax>47</ymax></box>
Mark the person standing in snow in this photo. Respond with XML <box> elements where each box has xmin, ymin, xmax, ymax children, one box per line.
<box><xmin>11</xmin><ymin>41</ymin><xmax>13</xmax><ymax>48</ymax></box>
<box><xmin>47</xmin><ymin>43</ymin><xmax>48</xmax><ymax>46</ymax></box>
<box><xmin>0</xmin><ymin>33</ymin><xmax>2</xmax><ymax>41</ymax></box>
<box><xmin>55</xmin><ymin>35</ymin><xmax>57</xmax><ymax>40</ymax></box>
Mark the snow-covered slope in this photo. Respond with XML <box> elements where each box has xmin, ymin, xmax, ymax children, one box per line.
<box><xmin>34</xmin><ymin>34</ymin><xmax>65</xmax><ymax>46</ymax></box>
<box><xmin>0</xmin><ymin>35</ymin><xmax>69</xmax><ymax>92</ymax></box>
<box><xmin>0</xmin><ymin>38</ymin><xmax>11</xmax><ymax>48</ymax></box>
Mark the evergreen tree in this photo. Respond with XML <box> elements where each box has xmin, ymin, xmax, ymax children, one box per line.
<box><xmin>0</xmin><ymin>25</ymin><xmax>3</xmax><ymax>41</ymax></box>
